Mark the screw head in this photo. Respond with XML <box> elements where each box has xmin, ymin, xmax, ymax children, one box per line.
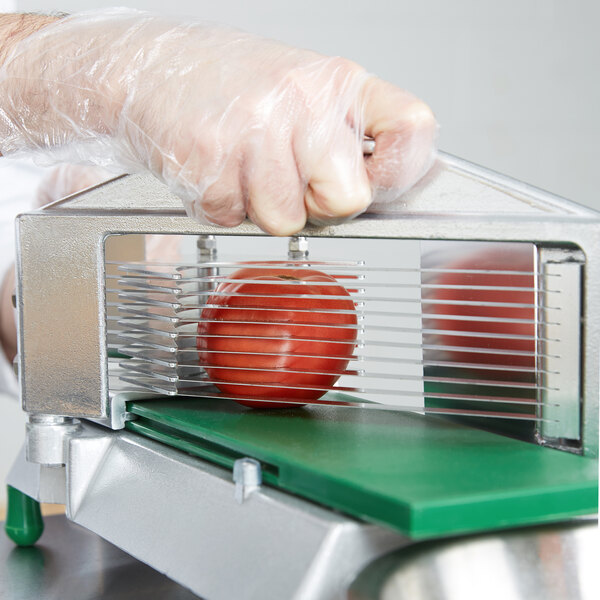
<box><xmin>197</xmin><ymin>235</ymin><xmax>217</xmax><ymax>250</ymax></box>
<box><xmin>289</xmin><ymin>236</ymin><xmax>309</xmax><ymax>256</ymax></box>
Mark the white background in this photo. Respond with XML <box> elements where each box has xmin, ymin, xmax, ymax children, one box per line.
<box><xmin>1</xmin><ymin>0</ymin><xmax>599</xmax><ymax>508</ymax></box>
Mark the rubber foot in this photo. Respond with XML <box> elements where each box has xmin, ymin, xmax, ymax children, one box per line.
<box><xmin>4</xmin><ymin>485</ymin><xmax>44</xmax><ymax>546</ymax></box>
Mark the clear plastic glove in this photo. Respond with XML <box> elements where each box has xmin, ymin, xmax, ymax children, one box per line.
<box><xmin>0</xmin><ymin>8</ymin><xmax>437</xmax><ymax>234</ymax></box>
<box><xmin>36</xmin><ymin>163</ymin><xmax>182</xmax><ymax>262</ymax></box>
<box><xmin>35</xmin><ymin>164</ymin><xmax>114</xmax><ymax>207</ymax></box>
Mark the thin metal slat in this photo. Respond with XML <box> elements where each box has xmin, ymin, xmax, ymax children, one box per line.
<box><xmin>113</xmin><ymin>344</ymin><xmax>557</xmax><ymax>374</ymax></box>
<box><xmin>110</xmin><ymin>259</ymin><xmax>560</xmax><ymax>277</ymax></box>
<box><xmin>114</xmin><ymin>273</ymin><xmax>553</xmax><ymax>294</ymax></box>
<box><xmin>118</xmin><ymin>363</ymin><xmax>543</xmax><ymax>406</ymax></box>
<box><xmin>117</xmin><ymin>375</ymin><xmax>547</xmax><ymax>421</ymax></box>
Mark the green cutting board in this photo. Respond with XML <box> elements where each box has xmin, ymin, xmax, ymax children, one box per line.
<box><xmin>125</xmin><ymin>397</ymin><xmax>598</xmax><ymax>540</ymax></box>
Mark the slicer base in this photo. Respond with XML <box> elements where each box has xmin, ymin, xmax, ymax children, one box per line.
<box><xmin>7</xmin><ymin>421</ymin><xmax>406</xmax><ymax>600</ymax></box>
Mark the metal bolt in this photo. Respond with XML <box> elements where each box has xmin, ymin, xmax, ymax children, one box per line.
<box><xmin>233</xmin><ymin>457</ymin><xmax>262</xmax><ymax>504</ymax></box>
<box><xmin>196</xmin><ymin>235</ymin><xmax>218</xmax><ymax>295</ymax></box>
<box><xmin>288</xmin><ymin>236</ymin><xmax>309</xmax><ymax>260</ymax></box>
<box><xmin>362</xmin><ymin>137</ymin><xmax>376</xmax><ymax>155</ymax></box>
<box><xmin>197</xmin><ymin>235</ymin><xmax>217</xmax><ymax>259</ymax></box>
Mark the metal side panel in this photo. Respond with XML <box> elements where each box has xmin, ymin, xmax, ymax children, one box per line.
<box><xmin>64</xmin><ymin>423</ymin><xmax>406</xmax><ymax>600</ymax></box>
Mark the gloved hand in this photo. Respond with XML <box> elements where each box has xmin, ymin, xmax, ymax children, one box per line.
<box><xmin>0</xmin><ymin>8</ymin><xmax>437</xmax><ymax>234</ymax></box>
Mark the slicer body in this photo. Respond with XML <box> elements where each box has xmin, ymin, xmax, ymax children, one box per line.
<box><xmin>6</xmin><ymin>154</ymin><xmax>599</xmax><ymax>599</ymax></box>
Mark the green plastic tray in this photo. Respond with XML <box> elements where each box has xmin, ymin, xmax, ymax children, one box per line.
<box><xmin>125</xmin><ymin>396</ymin><xmax>598</xmax><ymax>540</ymax></box>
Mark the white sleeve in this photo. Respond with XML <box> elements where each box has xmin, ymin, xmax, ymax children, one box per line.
<box><xmin>0</xmin><ymin>157</ymin><xmax>51</xmax><ymax>397</ymax></box>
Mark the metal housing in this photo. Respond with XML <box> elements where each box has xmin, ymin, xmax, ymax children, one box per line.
<box><xmin>15</xmin><ymin>154</ymin><xmax>600</xmax><ymax>456</ymax></box>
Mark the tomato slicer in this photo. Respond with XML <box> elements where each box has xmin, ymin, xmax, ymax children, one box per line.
<box><xmin>5</xmin><ymin>154</ymin><xmax>599</xmax><ymax>599</ymax></box>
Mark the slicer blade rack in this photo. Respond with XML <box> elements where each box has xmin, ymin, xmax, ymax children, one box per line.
<box><xmin>107</xmin><ymin>237</ymin><xmax>576</xmax><ymax>444</ymax></box>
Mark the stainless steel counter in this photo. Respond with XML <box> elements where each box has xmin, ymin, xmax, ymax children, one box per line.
<box><xmin>0</xmin><ymin>515</ymin><xmax>200</xmax><ymax>599</ymax></box>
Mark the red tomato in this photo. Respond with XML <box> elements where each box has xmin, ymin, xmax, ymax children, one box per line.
<box><xmin>197</xmin><ymin>266</ymin><xmax>357</xmax><ymax>408</ymax></box>
<box><xmin>430</xmin><ymin>247</ymin><xmax>535</xmax><ymax>368</ymax></box>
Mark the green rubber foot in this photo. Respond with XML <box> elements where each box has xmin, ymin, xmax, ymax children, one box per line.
<box><xmin>4</xmin><ymin>485</ymin><xmax>44</xmax><ymax>546</ymax></box>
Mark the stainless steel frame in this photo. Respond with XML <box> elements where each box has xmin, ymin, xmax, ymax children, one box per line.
<box><xmin>14</xmin><ymin>154</ymin><xmax>600</xmax><ymax>455</ymax></box>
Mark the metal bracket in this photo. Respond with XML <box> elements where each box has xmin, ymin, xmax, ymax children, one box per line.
<box><xmin>536</xmin><ymin>247</ymin><xmax>584</xmax><ymax>447</ymax></box>
<box><xmin>25</xmin><ymin>414</ymin><xmax>81</xmax><ymax>466</ymax></box>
